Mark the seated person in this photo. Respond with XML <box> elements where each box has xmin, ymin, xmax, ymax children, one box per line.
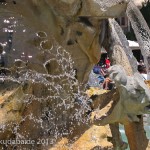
<box><xmin>93</xmin><ymin>64</ymin><xmax>101</xmax><ymax>74</ymax></box>
<box><xmin>103</xmin><ymin>74</ymin><xmax>114</xmax><ymax>90</ymax></box>
<box><xmin>93</xmin><ymin>64</ymin><xmax>105</xmax><ymax>84</ymax></box>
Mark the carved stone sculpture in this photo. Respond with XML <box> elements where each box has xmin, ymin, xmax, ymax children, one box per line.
<box><xmin>93</xmin><ymin>65</ymin><xmax>150</xmax><ymax>125</ymax></box>
<box><xmin>0</xmin><ymin>0</ymin><xmax>149</xmax><ymax>150</ymax></box>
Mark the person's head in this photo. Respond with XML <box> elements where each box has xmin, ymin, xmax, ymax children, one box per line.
<box><xmin>138</xmin><ymin>65</ymin><xmax>147</xmax><ymax>74</ymax></box>
<box><xmin>104</xmin><ymin>74</ymin><xmax>109</xmax><ymax>78</ymax></box>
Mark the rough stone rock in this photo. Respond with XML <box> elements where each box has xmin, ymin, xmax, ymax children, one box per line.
<box><xmin>0</xmin><ymin>82</ymin><xmax>25</xmax><ymax>124</ymax></box>
<box><xmin>0</xmin><ymin>0</ymin><xmax>128</xmax><ymax>84</ymax></box>
<box><xmin>50</xmin><ymin>125</ymin><xmax>113</xmax><ymax>150</ymax></box>
<box><xmin>0</xmin><ymin>81</ymin><xmax>26</xmax><ymax>146</ymax></box>
<box><xmin>70</xmin><ymin>125</ymin><xmax>113</xmax><ymax>150</ymax></box>
<box><xmin>49</xmin><ymin>138</ymin><xmax>69</xmax><ymax>150</ymax></box>
<box><xmin>110</xmin><ymin>44</ymin><xmax>134</xmax><ymax>76</ymax></box>
<box><xmin>145</xmin><ymin>80</ymin><xmax>150</xmax><ymax>89</ymax></box>
<box><xmin>0</xmin><ymin>0</ymin><xmax>148</xmax><ymax>150</ymax></box>
<box><xmin>133</xmin><ymin>0</ymin><xmax>147</xmax><ymax>8</ymax></box>
<box><xmin>93</xmin><ymin>65</ymin><xmax>150</xmax><ymax>125</ymax></box>
<box><xmin>146</xmin><ymin>141</ymin><xmax>150</xmax><ymax>150</ymax></box>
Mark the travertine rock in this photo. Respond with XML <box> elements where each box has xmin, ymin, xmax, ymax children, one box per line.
<box><xmin>93</xmin><ymin>65</ymin><xmax>150</xmax><ymax>125</ymax></box>
<box><xmin>0</xmin><ymin>0</ymin><xmax>149</xmax><ymax>150</ymax></box>
<box><xmin>50</xmin><ymin>125</ymin><xmax>113</xmax><ymax>150</ymax></box>
<box><xmin>0</xmin><ymin>0</ymin><xmax>128</xmax><ymax>83</ymax></box>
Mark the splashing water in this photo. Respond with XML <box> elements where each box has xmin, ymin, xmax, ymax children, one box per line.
<box><xmin>0</xmin><ymin>13</ymin><xmax>92</xmax><ymax>149</ymax></box>
<box><xmin>1</xmin><ymin>0</ymin><xmax>149</xmax><ymax>149</ymax></box>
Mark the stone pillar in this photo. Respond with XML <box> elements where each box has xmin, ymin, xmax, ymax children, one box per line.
<box><xmin>124</xmin><ymin>117</ymin><xmax>148</xmax><ymax>150</ymax></box>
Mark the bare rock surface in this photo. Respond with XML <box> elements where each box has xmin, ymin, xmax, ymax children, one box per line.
<box><xmin>50</xmin><ymin>125</ymin><xmax>113</xmax><ymax>150</ymax></box>
<box><xmin>0</xmin><ymin>0</ymin><xmax>149</xmax><ymax>150</ymax></box>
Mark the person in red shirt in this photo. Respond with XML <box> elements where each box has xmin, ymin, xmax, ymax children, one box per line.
<box><xmin>105</xmin><ymin>57</ymin><xmax>110</xmax><ymax>69</ymax></box>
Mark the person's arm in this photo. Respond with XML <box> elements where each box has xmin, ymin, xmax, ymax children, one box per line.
<box><xmin>100</xmin><ymin>68</ymin><xmax>105</xmax><ymax>76</ymax></box>
<box><xmin>102</xmin><ymin>77</ymin><xmax>108</xmax><ymax>90</ymax></box>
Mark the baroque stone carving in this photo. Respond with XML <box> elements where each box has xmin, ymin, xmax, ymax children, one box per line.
<box><xmin>0</xmin><ymin>0</ymin><xmax>149</xmax><ymax>150</ymax></box>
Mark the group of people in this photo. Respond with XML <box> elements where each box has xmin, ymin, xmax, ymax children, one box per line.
<box><xmin>93</xmin><ymin>57</ymin><xmax>113</xmax><ymax>90</ymax></box>
<box><xmin>92</xmin><ymin>58</ymin><xmax>148</xmax><ymax>90</ymax></box>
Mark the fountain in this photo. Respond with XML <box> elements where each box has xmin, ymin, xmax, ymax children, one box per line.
<box><xmin>0</xmin><ymin>0</ymin><xmax>150</xmax><ymax>150</ymax></box>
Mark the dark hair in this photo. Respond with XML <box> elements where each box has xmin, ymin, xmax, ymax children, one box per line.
<box><xmin>138</xmin><ymin>65</ymin><xmax>146</xmax><ymax>73</ymax></box>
